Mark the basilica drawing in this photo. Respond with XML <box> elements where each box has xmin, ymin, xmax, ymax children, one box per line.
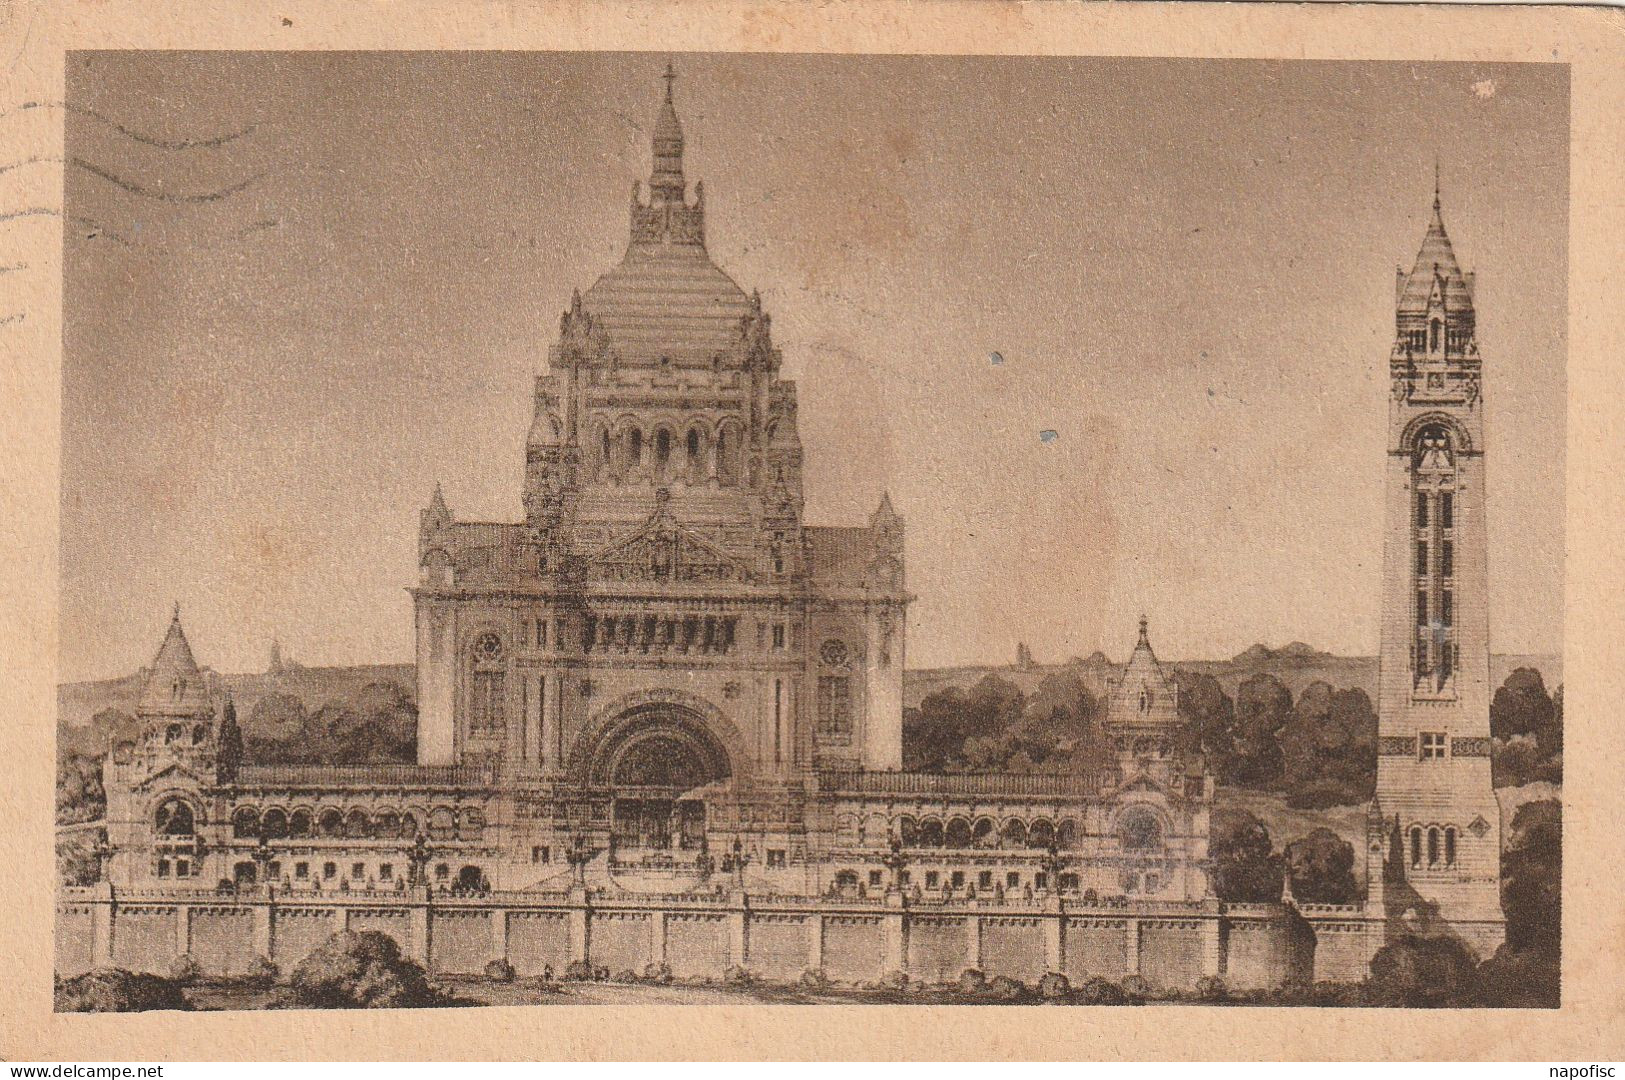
<box><xmin>62</xmin><ymin>71</ymin><xmax>1506</xmax><ymax>990</ymax></box>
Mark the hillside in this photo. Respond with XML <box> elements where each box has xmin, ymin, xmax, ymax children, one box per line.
<box><xmin>905</xmin><ymin>650</ymin><xmax>1562</xmax><ymax>710</ymax></box>
<box><xmin>57</xmin><ymin>663</ymin><xmax>416</xmax><ymax>754</ymax></box>
<box><xmin>57</xmin><ymin>645</ymin><xmax>1561</xmax><ymax>755</ymax></box>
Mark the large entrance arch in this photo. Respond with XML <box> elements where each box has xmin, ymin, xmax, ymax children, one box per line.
<box><xmin>578</xmin><ymin>701</ymin><xmax>733</xmax><ymax>854</ymax></box>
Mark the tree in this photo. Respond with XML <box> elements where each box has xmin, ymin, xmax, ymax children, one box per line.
<box><xmin>1277</xmin><ymin>683</ymin><xmax>1376</xmax><ymax>808</ymax></box>
<box><xmin>1230</xmin><ymin>674</ymin><xmax>1292</xmax><ymax>788</ymax></box>
<box><xmin>56</xmin><ymin>750</ymin><xmax>105</xmax><ymax>826</ymax></box>
<box><xmin>1501</xmin><ymin>799</ymin><xmax>1561</xmax><ymax>954</ymax></box>
<box><xmin>1490</xmin><ymin>670</ymin><xmax>1562</xmax><ymax>787</ymax></box>
<box><xmin>1283</xmin><ymin>828</ymin><xmax>1358</xmax><ymax>904</ymax></box>
<box><xmin>902</xmin><ymin>675</ymin><xmax>1027</xmax><ymax>773</ymax></box>
<box><xmin>216</xmin><ymin>695</ymin><xmax>243</xmax><ymax>783</ymax></box>
<box><xmin>1209</xmin><ymin>807</ymin><xmax>1283</xmax><ymax>902</ymax></box>
<box><xmin>57</xmin><ymin>831</ymin><xmax>103</xmax><ymax>885</ymax></box>
<box><xmin>1174</xmin><ymin>670</ymin><xmax>1234</xmax><ymax>763</ymax></box>
<box><xmin>903</xmin><ymin>687</ymin><xmax>973</xmax><ymax>771</ymax></box>
<box><xmin>1491</xmin><ymin>668</ymin><xmax>1554</xmax><ymax>741</ymax></box>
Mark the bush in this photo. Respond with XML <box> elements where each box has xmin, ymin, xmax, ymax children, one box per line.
<box><xmin>799</xmin><ymin>967</ymin><xmax>829</xmax><ymax>989</ymax></box>
<box><xmin>1368</xmin><ymin>936</ymin><xmax>1479</xmax><ymax>1007</ymax></box>
<box><xmin>484</xmin><ymin>958</ymin><xmax>516</xmax><ymax>983</ymax></box>
<box><xmin>563</xmin><ymin>960</ymin><xmax>593</xmax><ymax>981</ymax></box>
<box><xmin>1074</xmin><ymin>976</ymin><xmax>1130</xmax><ymax>1005</ymax></box>
<box><xmin>642</xmin><ymin>962</ymin><xmax>673</xmax><ymax>984</ymax></box>
<box><xmin>956</xmin><ymin>968</ymin><xmax>987</xmax><ymax>994</ymax></box>
<box><xmin>275</xmin><ymin>930</ymin><xmax>442</xmax><ymax>1009</ymax></box>
<box><xmin>1037</xmin><ymin>972</ymin><xmax>1070</xmax><ymax>1000</ymax></box>
<box><xmin>1475</xmin><ymin>945</ymin><xmax>1560</xmax><ymax>1008</ymax></box>
<box><xmin>55</xmin><ymin>968</ymin><xmax>191</xmax><ymax>1012</ymax></box>
<box><xmin>985</xmin><ymin>974</ymin><xmax>1028</xmax><ymax>1001</ymax></box>
<box><xmin>1118</xmin><ymin>975</ymin><xmax>1150</xmax><ymax>1000</ymax></box>
<box><xmin>245</xmin><ymin>955</ymin><xmax>279</xmax><ymax>989</ymax></box>
<box><xmin>880</xmin><ymin>969</ymin><xmax>909</xmax><ymax>991</ymax></box>
<box><xmin>723</xmin><ymin>965</ymin><xmax>755</xmax><ymax>986</ymax></box>
<box><xmin>168</xmin><ymin>954</ymin><xmax>203</xmax><ymax>986</ymax></box>
<box><xmin>613</xmin><ymin>968</ymin><xmax>638</xmax><ymax>984</ymax></box>
<box><xmin>1195</xmin><ymin>975</ymin><xmax>1228</xmax><ymax>1002</ymax></box>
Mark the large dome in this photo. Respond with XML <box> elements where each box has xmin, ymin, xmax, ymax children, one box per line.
<box><xmin>581</xmin><ymin>243</ymin><xmax>753</xmax><ymax>362</ymax></box>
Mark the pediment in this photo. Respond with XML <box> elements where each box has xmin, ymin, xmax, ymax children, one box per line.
<box><xmin>587</xmin><ymin>501</ymin><xmax>750</xmax><ymax>584</ymax></box>
<box><xmin>131</xmin><ymin>760</ymin><xmax>209</xmax><ymax>792</ymax></box>
<box><xmin>1114</xmin><ymin>773</ymin><xmax>1167</xmax><ymax>797</ymax></box>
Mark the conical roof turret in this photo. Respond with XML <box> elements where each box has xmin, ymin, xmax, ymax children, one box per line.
<box><xmin>138</xmin><ymin>604</ymin><xmax>212</xmax><ymax>716</ymax></box>
<box><xmin>1397</xmin><ymin>175</ymin><xmax>1473</xmax><ymax>317</ymax></box>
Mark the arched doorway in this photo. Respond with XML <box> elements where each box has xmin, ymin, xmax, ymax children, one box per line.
<box><xmin>587</xmin><ymin>705</ymin><xmax>731</xmax><ymax>855</ymax></box>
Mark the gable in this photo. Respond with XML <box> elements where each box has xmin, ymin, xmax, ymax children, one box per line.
<box><xmin>587</xmin><ymin>508</ymin><xmax>750</xmax><ymax>585</ymax></box>
<box><xmin>131</xmin><ymin>760</ymin><xmax>209</xmax><ymax>793</ymax></box>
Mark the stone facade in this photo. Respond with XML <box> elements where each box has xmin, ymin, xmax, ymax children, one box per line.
<box><xmin>1364</xmin><ymin>178</ymin><xmax>1506</xmax><ymax>958</ymax></box>
<box><xmin>72</xmin><ymin>77</ymin><xmax>1508</xmax><ymax>994</ymax></box>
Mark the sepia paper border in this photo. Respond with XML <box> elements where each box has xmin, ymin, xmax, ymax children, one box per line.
<box><xmin>2</xmin><ymin>0</ymin><xmax>1620</xmax><ymax>1061</ymax></box>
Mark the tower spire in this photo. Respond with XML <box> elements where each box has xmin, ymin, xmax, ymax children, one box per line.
<box><xmin>648</xmin><ymin>63</ymin><xmax>687</xmax><ymax>208</ymax></box>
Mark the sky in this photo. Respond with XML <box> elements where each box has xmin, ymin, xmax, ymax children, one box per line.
<box><xmin>60</xmin><ymin>53</ymin><xmax>1566</xmax><ymax>682</ymax></box>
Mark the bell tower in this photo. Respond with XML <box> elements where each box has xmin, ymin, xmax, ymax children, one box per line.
<box><xmin>1369</xmin><ymin>176</ymin><xmax>1505</xmax><ymax>956</ymax></box>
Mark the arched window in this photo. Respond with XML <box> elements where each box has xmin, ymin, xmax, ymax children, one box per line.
<box><xmin>429</xmin><ymin>807</ymin><xmax>457</xmax><ymax>841</ymax></box>
<box><xmin>1002</xmin><ymin>818</ymin><xmax>1028</xmax><ymax>848</ymax></box>
<box><xmin>166</xmin><ymin>724</ymin><xmax>183</xmax><ymax>744</ymax></box>
<box><xmin>972</xmin><ymin>817</ymin><xmax>997</xmax><ymax>848</ymax></box>
<box><xmin>400</xmin><ymin>812</ymin><xmax>418</xmax><ymax>840</ymax></box>
<box><xmin>1029</xmin><ymin>819</ymin><xmax>1056</xmax><ymax>849</ymax></box>
<box><xmin>1430</xmin><ymin>318</ymin><xmax>1442</xmax><ymax>352</ymax></box>
<box><xmin>261</xmin><ymin>808</ymin><xmax>289</xmax><ymax>839</ymax></box>
<box><xmin>599</xmin><ymin>426</ymin><xmax>612</xmax><ymax>470</ymax></box>
<box><xmin>897</xmin><ymin>816</ymin><xmax>919</xmax><ymax>847</ymax></box>
<box><xmin>1445</xmin><ymin>826</ymin><xmax>1458</xmax><ymax>868</ymax></box>
<box><xmin>1409</xmin><ymin>826</ymin><xmax>1423</xmax><ymax>868</ymax></box>
<box><xmin>627</xmin><ymin>427</ymin><xmax>643</xmax><ymax>469</ymax></box>
<box><xmin>289</xmin><ymin>808</ymin><xmax>313</xmax><ymax>838</ymax></box>
<box><xmin>318</xmin><ymin>808</ymin><xmax>344</xmax><ymax>838</ymax></box>
<box><xmin>192</xmin><ymin>724</ymin><xmax>208</xmax><ymax>745</ymax></box>
<box><xmin>232</xmin><ymin>807</ymin><xmax>261</xmax><ymax>838</ymax></box>
<box><xmin>686</xmin><ymin>427</ymin><xmax>701</xmax><ymax>471</ymax></box>
<box><xmin>919</xmin><ymin>818</ymin><xmax>944</xmax><ymax>847</ymax></box>
<box><xmin>655</xmin><ymin>428</ymin><xmax>671</xmax><ymax>473</ymax></box>
<box><xmin>345</xmin><ymin>809</ymin><xmax>370</xmax><ymax>839</ymax></box>
<box><xmin>1117</xmin><ymin>809</ymin><xmax>1162</xmax><ymax>852</ymax></box>
<box><xmin>375</xmin><ymin>810</ymin><xmax>400</xmax><ymax>838</ymax></box>
<box><xmin>460</xmin><ymin>808</ymin><xmax>485</xmax><ymax>841</ymax></box>
<box><xmin>155</xmin><ymin>798</ymin><xmax>196</xmax><ymax>836</ymax></box>
<box><xmin>945</xmin><ymin>817</ymin><xmax>972</xmax><ymax>848</ymax></box>
<box><xmin>1057</xmin><ymin>820</ymin><xmax>1078</xmax><ymax>850</ymax></box>
<box><xmin>1427</xmin><ymin>826</ymin><xmax>1441</xmax><ymax>867</ymax></box>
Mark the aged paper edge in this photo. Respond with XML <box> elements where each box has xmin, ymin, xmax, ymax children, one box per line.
<box><xmin>0</xmin><ymin>0</ymin><xmax>1619</xmax><ymax>1062</ymax></box>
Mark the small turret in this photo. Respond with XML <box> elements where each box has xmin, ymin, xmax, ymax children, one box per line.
<box><xmin>423</xmin><ymin>482</ymin><xmax>452</xmax><ymax>534</ymax></box>
<box><xmin>139</xmin><ymin>604</ymin><xmax>211</xmax><ymax>717</ymax></box>
<box><xmin>870</xmin><ymin>492</ymin><xmax>903</xmax><ymax>554</ymax></box>
<box><xmin>128</xmin><ymin>605</ymin><xmax>217</xmax><ymax>776</ymax></box>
